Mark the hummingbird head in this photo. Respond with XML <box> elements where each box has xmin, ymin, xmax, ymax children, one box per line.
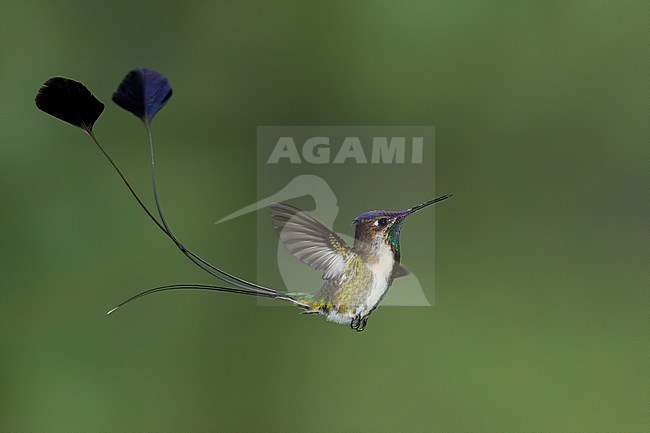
<box><xmin>352</xmin><ymin>194</ymin><xmax>452</xmax><ymax>260</ymax></box>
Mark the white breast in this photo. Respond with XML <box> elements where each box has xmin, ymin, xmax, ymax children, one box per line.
<box><xmin>364</xmin><ymin>247</ymin><xmax>395</xmax><ymax>312</ymax></box>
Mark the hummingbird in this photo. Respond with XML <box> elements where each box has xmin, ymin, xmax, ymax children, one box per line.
<box><xmin>267</xmin><ymin>196</ymin><xmax>452</xmax><ymax>330</ymax></box>
<box><xmin>106</xmin><ymin>196</ymin><xmax>451</xmax><ymax>331</ymax></box>
<box><xmin>34</xmin><ymin>69</ymin><xmax>452</xmax><ymax>332</ymax></box>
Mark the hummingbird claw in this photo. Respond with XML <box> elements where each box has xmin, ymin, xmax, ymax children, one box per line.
<box><xmin>358</xmin><ymin>316</ymin><xmax>368</xmax><ymax>331</ymax></box>
<box><xmin>350</xmin><ymin>314</ymin><xmax>369</xmax><ymax>332</ymax></box>
<box><xmin>350</xmin><ymin>315</ymin><xmax>359</xmax><ymax>330</ymax></box>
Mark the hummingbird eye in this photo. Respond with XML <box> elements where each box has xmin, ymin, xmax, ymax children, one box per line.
<box><xmin>375</xmin><ymin>218</ymin><xmax>389</xmax><ymax>227</ymax></box>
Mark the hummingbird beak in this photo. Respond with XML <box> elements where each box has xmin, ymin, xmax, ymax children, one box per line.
<box><xmin>405</xmin><ymin>194</ymin><xmax>452</xmax><ymax>217</ymax></box>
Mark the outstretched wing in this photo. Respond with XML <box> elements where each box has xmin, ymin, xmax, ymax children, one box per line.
<box><xmin>270</xmin><ymin>203</ymin><xmax>353</xmax><ymax>280</ymax></box>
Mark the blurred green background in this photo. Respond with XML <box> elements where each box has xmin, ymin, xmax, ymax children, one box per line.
<box><xmin>1</xmin><ymin>1</ymin><xmax>646</xmax><ymax>432</ymax></box>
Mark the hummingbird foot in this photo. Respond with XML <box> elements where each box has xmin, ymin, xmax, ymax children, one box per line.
<box><xmin>350</xmin><ymin>314</ymin><xmax>369</xmax><ymax>332</ymax></box>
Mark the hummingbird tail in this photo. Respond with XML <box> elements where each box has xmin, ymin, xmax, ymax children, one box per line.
<box><xmin>85</xmin><ymin>122</ymin><xmax>288</xmax><ymax>302</ymax></box>
<box><xmin>106</xmin><ymin>284</ymin><xmax>310</xmax><ymax>315</ymax></box>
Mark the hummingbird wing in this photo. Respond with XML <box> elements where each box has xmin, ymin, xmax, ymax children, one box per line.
<box><xmin>270</xmin><ymin>203</ymin><xmax>353</xmax><ymax>280</ymax></box>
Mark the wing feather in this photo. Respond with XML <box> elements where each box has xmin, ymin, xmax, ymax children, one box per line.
<box><xmin>270</xmin><ymin>203</ymin><xmax>352</xmax><ymax>280</ymax></box>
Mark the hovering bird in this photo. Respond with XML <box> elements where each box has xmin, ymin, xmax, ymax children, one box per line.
<box><xmin>35</xmin><ymin>69</ymin><xmax>451</xmax><ymax>331</ymax></box>
<box><xmin>217</xmin><ymin>175</ymin><xmax>434</xmax><ymax>307</ymax></box>
<box><xmin>268</xmin><ymin>196</ymin><xmax>451</xmax><ymax>330</ymax></box>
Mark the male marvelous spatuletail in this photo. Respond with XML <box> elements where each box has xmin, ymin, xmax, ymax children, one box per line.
<box><xmin>35</xmin><ymin>69</ymin><xmax>451</xmax><ymax>331</ymax></box>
